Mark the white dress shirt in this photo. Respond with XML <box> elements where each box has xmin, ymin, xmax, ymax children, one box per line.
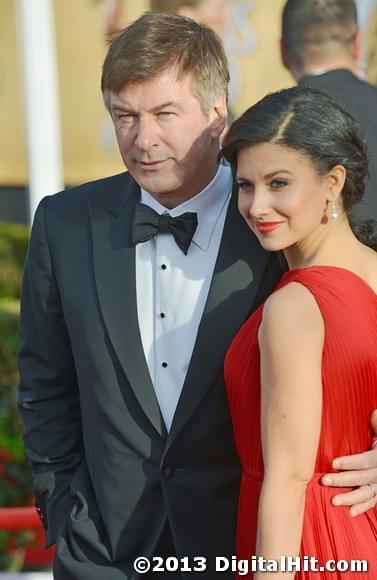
<box><xmin>135</xmin><ymin>162</ymin><xmax>233</xmax><ymax>430</ymax></box>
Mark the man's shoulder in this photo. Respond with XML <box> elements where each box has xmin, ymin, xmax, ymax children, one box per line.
<box><xmin>33</xmin><ymin>172</ymin><xmax>139</xmax><ymax>235</ymax></box>
<box><xmin>338</xmin><ymin>71</ymin><xmax>377</xmax><ymax>98</ymax></box>
<box><xmin>300</xmin><ymin>69</ymin><xmax>377</xmax><ymax>99</ymax></box>
<box><xmin>43</xmin><ymin>171</ymin><xmax>136</xmax><ymax>212</ymax></box>
<box><xmin>299</xmin><ymin>70</ymin><xmax>377</xmax><ymax>133</ymax></box>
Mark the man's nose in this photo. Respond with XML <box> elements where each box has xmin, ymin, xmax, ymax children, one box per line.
<box><xmin>134</xmin><ymin>117</ymin><xmax>159</xmax><ymax>151</ymax></box>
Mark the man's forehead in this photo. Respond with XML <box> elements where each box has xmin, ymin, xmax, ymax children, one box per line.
<box><xmin>108</xmin><ymin>70</ymin><xmax>197</xmax><ymax>108</ymax></box>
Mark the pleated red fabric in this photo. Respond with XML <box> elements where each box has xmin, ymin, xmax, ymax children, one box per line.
<box><xmin>224</xmin><ymin>266</ymin><xmax>377</xmax><ymax>578</ymax></box>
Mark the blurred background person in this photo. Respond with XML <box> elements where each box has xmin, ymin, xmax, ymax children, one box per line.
<box><xmin>150</xmin><ymin>0</ymin><xmax>230</xmax><ymax>37</ymax></box>
<box><xmin>364</xmin><ymin>4</ymin><xmax>377</xmax><ymax>86</ymax></box>
<box><xmin>281</xmin><ymin>0</ymin><xmax>377</xmax><ymax>221</ymax></box>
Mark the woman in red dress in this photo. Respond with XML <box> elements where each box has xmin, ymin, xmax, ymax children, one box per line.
<box><xmin>221</xmin><ymin>87</ymin><xmax>377</xmax><ymax>578</ymax></box>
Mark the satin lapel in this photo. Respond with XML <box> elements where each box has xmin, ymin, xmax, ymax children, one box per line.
<box><xmin>166</xmin><ymin>189</ymin><xmax>270</xmax><ymax>447</ymax></box>
<box><xmin>88</xmin><ymin>177</ymin><xmax>166</xmax><ymax>438</ymax></box>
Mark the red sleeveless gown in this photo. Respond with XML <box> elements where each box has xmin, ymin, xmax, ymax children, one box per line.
<box><xmin>225</xmin><ymin>266</ymin><xmax>377</xmax><ymax>578</ymax></box>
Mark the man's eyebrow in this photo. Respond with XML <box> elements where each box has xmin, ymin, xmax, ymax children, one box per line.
<box><xmin>110</xmin><ymin>103</ymin><xmax>134</xmax><ymax>113</ymax></box>
<box><xmin>151</xmin><ymin>101</ymin><xmax>179</xmax><ymax>112</ymax></box>
<box><xmin>111</xmin><ymin>101</ymin><xmax>181</xmax><ymax>114</ymax></box>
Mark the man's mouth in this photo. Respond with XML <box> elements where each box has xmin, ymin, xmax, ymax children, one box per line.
<box><xmin>138</xmin><ymin>159</ymin><xmax>168</xmax><ymax>170</ymax></box>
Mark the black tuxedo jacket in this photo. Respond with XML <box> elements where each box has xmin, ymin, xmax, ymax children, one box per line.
<box><xmin>299</xmin><ymin>69</ymin><xmax>377</xmax><ymax>221</ymax></box>
<box><xmin>18</xmin><ymin>171</ymin><xmax>284</xmax><ymax>579</ymax></box>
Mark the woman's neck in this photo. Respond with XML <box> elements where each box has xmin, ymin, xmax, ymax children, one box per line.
<box><xmin>283</xmin><ymin>217</ymin><xmax>364</xmax><ymax>270</ymax></box>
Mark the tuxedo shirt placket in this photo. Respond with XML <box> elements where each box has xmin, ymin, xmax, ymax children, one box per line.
<box><xmin>135</xmin><ymin>163</ymin><xmax>232</xmax><ymax>431</ymax></box>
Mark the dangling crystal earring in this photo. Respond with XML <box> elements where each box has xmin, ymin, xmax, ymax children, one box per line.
<box><xmin>330</xmin><ymin>199</ymin><xmax>339</xmax><ymax>220</ymax></box>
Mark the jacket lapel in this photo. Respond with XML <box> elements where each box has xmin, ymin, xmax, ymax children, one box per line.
<box><xmin>166</xmin><ymin>189</ymin><xmax>270</xmax><ymax>447</ymax></box>
<box><xmin>88</xmin><ymin>174</ymin><xmax>166</xmax><ymax>438</ymax></box>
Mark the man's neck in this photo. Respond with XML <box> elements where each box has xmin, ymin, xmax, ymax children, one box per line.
<box><xmin>296</xmin><ymin>59</ymin><xmax>359</xmax><ymax>82</ymax></box>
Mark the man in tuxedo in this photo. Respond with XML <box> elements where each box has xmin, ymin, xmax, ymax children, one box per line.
<box><xmin>18</xmin><ymin>12</ymin><xmax>377</xmax><ymax>579</ymax></box>
<box><xmin>281</xmin><ymin>0</ymin><xmax>377</xmax><ymax>221</ymax></box>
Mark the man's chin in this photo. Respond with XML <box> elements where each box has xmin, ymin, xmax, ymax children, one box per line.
<box><xmin>133</xmin><ymin>174</ymin><xmax>181</xmax><ymax>198</ymax></box>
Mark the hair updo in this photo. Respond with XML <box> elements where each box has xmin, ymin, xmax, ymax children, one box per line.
<box><xmin>221</xmin><ymin>86</ymin><xmax>376</xmax><ymax>249</ymax></box>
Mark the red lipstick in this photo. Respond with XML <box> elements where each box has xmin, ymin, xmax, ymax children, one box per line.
<box><xmin>255</xmin><ymin>221</ymin><xmax>283</xmax><ymax>233</ymax></box>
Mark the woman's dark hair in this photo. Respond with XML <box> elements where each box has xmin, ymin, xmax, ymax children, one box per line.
<box><xmin>221</xmin><ymin>86</ymin><xmax>376</xmax><ymax>249</ymax></box>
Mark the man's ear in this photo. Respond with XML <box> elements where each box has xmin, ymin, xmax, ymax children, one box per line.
<box><xmin>211</xmin><ymin>93</ymin><xmax>228</xmax><ymax>138</ymax></box>
<box><xmin>280</xmin><ymin>39</ymin><xmax>291</xmax><ymax>71</ymax></box>
<box><xmin>280</xmin><ymin>39</ymin><xmax>303</xmax><ymax>81</ymax></box>
<box><xmin>352</xmin><ymin>29</ymin><xmax>362</xmax><ymax>65</ymax></box>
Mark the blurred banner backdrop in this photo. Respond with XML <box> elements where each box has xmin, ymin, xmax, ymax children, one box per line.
<box><xmin>0</xmin><ymin>0</ymin><xmax>376</xmax><ymax>191</ymax></box>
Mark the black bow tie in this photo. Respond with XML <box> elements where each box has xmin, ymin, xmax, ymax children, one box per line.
<box><xmin>132</xmin><ymin>202</ymin><xmax>198</xmax><ymax>255</ymax></box>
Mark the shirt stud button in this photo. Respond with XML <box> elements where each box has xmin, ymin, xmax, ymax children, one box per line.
<box><xmin>163</xmin><ymin>466</ymin><xmax>175</xmax><ymax>479</ymax></box>
<box><xmin>161</xmin><ymin>362</ymin><xmax>168</xmax><ymax>368</ymax></box>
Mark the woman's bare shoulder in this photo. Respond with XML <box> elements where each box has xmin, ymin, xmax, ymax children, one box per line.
<box><xmin>260</xmin><ymin>281</ymin><xmax>324</xmax><ymax>341</ymax></box>
<box><xmin>364</xmin><ymin>248</ymin><xmax>377</xmax><ymax>293</ymax></box>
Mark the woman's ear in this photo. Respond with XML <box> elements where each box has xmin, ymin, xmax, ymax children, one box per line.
<box><xmin>325</xmin><ymin>164</ymin><xmax>347</xmax><ymax>202</ymax></box>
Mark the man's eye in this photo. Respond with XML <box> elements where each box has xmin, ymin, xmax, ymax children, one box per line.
<box><xmin>158</xmin><ymin>111</ymin><xmax>174</xmax><ymax>118</ymax></box>
<box><xmin>117</xmin><ymin>114</ymin><xmax>135</xmax><ymax>122</ymax></box>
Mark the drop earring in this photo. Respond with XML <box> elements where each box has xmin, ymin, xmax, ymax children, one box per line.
<box><xmin>330</xmin><ymin>199</ymin><xmax>339</xmax><ymax>220</ymax></box>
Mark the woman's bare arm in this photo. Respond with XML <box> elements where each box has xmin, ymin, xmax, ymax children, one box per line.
<box><xmin>255</xmin><ymin>282</ymin><xmax>324</xmax><ymax>579</ymax></box>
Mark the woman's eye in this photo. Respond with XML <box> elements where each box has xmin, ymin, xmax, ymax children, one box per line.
<box><xmin>271</xmin><ymin>179</ymin><xmax>288</xmax><ymax>189</ymax></box>
<box><xmin>237</xmin><ymin>182</ymin><xmax>253</xmax><ymax>191</ymax></box>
